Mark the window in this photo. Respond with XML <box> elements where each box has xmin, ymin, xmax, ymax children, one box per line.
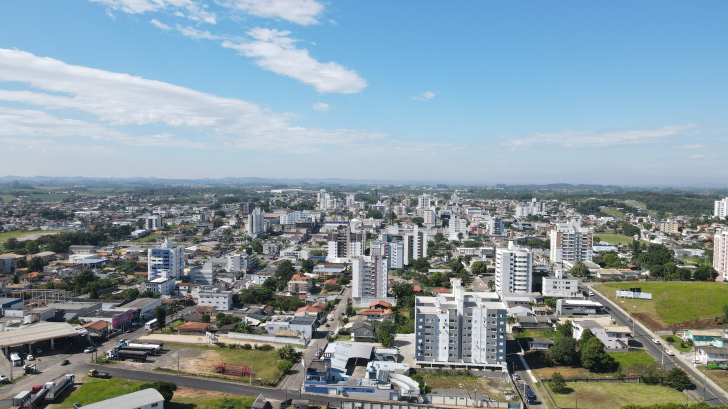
<box><xmin>152</xmin><ymin>404</ymin><xmax>159</xmax><ymax>408</ymax></box>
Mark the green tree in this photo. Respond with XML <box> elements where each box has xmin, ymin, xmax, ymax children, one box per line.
<box><xmin>580</xmin><ymin>337</ymin><xmax>612</xmax><ymax>372</ymax></box>
<box><xmin>549</xmin><ymin>372</ymin><xmax>568</xmax><ymax>394</ymax></box>
<box><xmin>568</xmin><ymin>262</ymin><xmax>590</xmax><ymax>277</ymax></box>
<box><xmin>578</xmin><ymin>328</ymin><xmax>595</xmax><ymax>349</ymax></box>
<box><xmin>367</xmin><ymin>209</ymin><xmax>383</xmax><ymax>219</ymax></box>
<box><xmin>155</xmin><ymin>306</ymin><xmax>167</xmax><ymax>329</ymax></box>
<box><xmin>139</xmin><ymin>381</ymin><xmax>177</xmax><ymax>402</ymax></box>
<box><xmin>89</xmin><ymin>287</ymin><xmax>99</xmax><ymax>299</ymax></box>
<box><xmin>723</xmin><ymin>305</ymin><xmax>728</xmax><ymax>324</ymax></box>
<box><xmin>665</xmin><ymin>367</ymin><xmax>691</xmax><ymax>391</ymax></box>
<box><xmin>276</xmin><ymin>344</ymin><xmax>296</xmax><ymax>361</ymax></box>
<box><xmin>471</xmin><ymin>261</ymin><xmax>487</xmax><ymax>276</ymax></box>
<box><xmin>301</xmin><ymin>259</ymin><xmax>315</xmax><ymax>273</ymax></box>
<box><xmin>120</xmin><ymin>288</ymin><xmax>140</xmax><ymax>300</ymax></box>
<box><xmin>278</xmin><ymin>360</ymin><xmax>294</xmax><ymax>373</ymax></box>
<box><xmin>693</xmin><ymin>265</ymin><xmax>718</xmax><ymax>281</ymax></box>
<box><xmin>201</xmin><ymin>314</ymin><xmax>211</xmax><ymax>323</ymax></box>
<box><xmin>27</xmin><ymin>256</ymin><xmax>47</xmax><ymax>273</ymax></box>
<box><xmin>556</xmin><ymin>320</ymin><xmax>573</xmax><ymax>338</ymax></box>
<box><xmin>487</xmin><ymin>280</ymin><xmax>495</xmax><ymax>291</ymax></box>
<box><xmin>12</xmin><ymin>274</ymin><xmax>19</xmax><ymax>284</ymax></box>
<box><xmin>551</xmin><ymin>338</ymin><xmax>579</xmax><ymax>366</ymax></box>
<box><xmin>411</xmin><ymin>217</ymin><xmax>424</xmax><ymax>225</ymax></box>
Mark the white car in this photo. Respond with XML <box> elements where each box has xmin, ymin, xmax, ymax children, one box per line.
<box><xmin>84</xmin><ymin>347</ymin><xmax>95</xmax><ymax>353</ymax></box>
<box><xmin>0</xmin><ymin>375</ymin><xmax>7</xmax><ymax>382</ymax></box>
<box><xmin>26</xmin><ymin>354</ymin><xmax>34</xmax><ymax>361</ymax></box>
<box><xmin>665</xmin><ymin>349</ymin><xmax>674</xmax><ymax>356</ymax></box>
<box><xmin>651</xmin><ymin>338</ymin><xmax>660</xmax><ymax>344</ymax></box>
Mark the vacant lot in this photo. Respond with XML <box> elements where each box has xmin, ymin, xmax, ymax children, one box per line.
<box><xmin>525</xmin><ymin>350</ymin><xmax>657</xmax><ymax>380</ymax></box>
<box><xmin>514</xmin><ymin>328</ymin><xmax>563</xmax><ymax>341</ymax></box>
<box><xmin>594</xmin><ymin>282</ymin><xmax>728</xmax><ymax>330</ymax></box>
<box><xmin>594</xmin><ymin>234</ymin><xmax>634</xmax><ymax>245</ymax></box>
<box><xmin>0</xmin><ymin>230</ymin><xmax>62</xmax><ymax>243</ymax></box>
<box><xmin>417</xmin><ymin>372</ymin><xmax>515</xmax><ymax>402</ymax></box>
<box><xmin>48</xmin><ymin>379</ymin><xmax>253</xmax><ymax>409</ymax></box>
<box><xmin>609</xmin><ymin>350</ymin><xmax>656</xmax><ymax>367</ymax></box>
<box><xmin>545</xmin><ymin>382</ymin><xmax>686</xmax><ymax>409</ymax></box>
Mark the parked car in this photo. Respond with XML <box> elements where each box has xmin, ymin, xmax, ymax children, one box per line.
<box><xmin>514</xmin><ymin>374</ymin><xmax>521</xmax><ymax>381</ymax></box>
<box><xmin>0</xmin><ymin>374</ymin><xmax>7</xmax><ymax>382</ymax></box>
<box><xmin>26</xmin><ymin>354</ymin><xmax>34</xmax><ymax>361</ymax></box>
<box><xmin>665</xmin><ymin>349</ymin><xmax>674</xmax><ymax>356</ymax></box>
<box><xmin>84</xmin><ymin>347</ymin><xmax>95</xmax><ymax>353</ymax></box>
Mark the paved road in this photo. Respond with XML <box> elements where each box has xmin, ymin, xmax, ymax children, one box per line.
<box><xmin>587</xmin><ymin>285</ymin><xmax>728</xmax><ymax>406</ymax></box>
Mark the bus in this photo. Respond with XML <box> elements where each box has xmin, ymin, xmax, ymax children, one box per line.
<box><xmin>144</xmin><ymin>319</ymin><xmax>157</xmax><ymax>331</ymax></box>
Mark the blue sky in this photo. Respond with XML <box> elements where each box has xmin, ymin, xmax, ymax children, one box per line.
<box><xmin>0</xmin><ymin>0</ymin><xmax>726</xmax><ymax>185</ymax></box>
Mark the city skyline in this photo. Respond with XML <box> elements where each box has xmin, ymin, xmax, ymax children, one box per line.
<box><xmin>0</xmin><ymin>1</ymin><xmax>726</xmax><ymax>185</ymax></box>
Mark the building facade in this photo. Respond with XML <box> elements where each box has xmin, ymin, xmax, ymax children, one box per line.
<box><xmin>414</xmin><ymin>279</ymin><xmax>506</xmax><ymax>369</ymax></box>
<box><xmin>248</xmin><ymin>207</ymin><xmax>264</xmax><ymax>236</ymax></box>
<box><xmin>147</xmin><ymin>238</ymin><xmax>184</xmax><ymax>280</ymax></box>
<box><xmin>495</xmin><ymin>244</ymin><xmax>533</xmax><ymax>294</ymax></box>
<box><xmin>352</xmin><ymin>255</ymin><xmax>389</xmax><ymax>299</ymax></box>
<box><xmin>198</xmin><ymin>288</ymin><xmax>234</xmax><ymax>311</ymax></box>
<box><xmin>714</xmin><ymin>229</ymin><xmax>728</xmax><ymax>281</ymax></box>
<box><xmin>541</xmin><ymin>277</ymin><xmax>581</xmax><ymax>298</ymax></box>
<box><xmin>549</xmin><ymin>220</ymin><xmax>593</xmax><ymax>264</ymax></box>
<box><xmin>716</xmin><ymin>197</ymin><xmax>728</xmax><ymax>219</ymax></box>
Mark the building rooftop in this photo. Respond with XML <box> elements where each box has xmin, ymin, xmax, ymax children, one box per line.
<box><xmin>0</xmin><ymin>322</ymin><xmax>80</xmax><ymax>347</ymax></box>
<box><xmin>81</xmin><ymin>388</ymin><xmax>164</xmax><ymax>409</ymax></box>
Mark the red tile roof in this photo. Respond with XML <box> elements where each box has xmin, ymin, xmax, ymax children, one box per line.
<box><xmin>369</xmin><ymin>300</ymin><xmax>392</xmax><ymax>308</ymax></box>
<box><xmin>433</xmin><ymin>288</ymin><xmax>450</xmax><ymax>294</ymax></box>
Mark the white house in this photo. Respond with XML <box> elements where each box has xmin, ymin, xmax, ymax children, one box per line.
<box><xmin>572</xmin><ymin>320</ymin><xmax>630</xmax><ymax>350</ymax></box>
<box><xmin>698</xmin><ymin>347</ymin><xmax>728</xmax><ymax>364</ymax></box>
<box><xmin>145</xmin><ymin>277</ymin><xmax>175</xmax><ymax>296</ymax></box>
<box><xmin>198</xmin><ymin>288</ymin><xmax>233</xmax><ymax>311</ymax></box>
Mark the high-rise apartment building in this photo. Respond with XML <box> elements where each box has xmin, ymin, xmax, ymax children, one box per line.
<box><xmin>280</xmin><ymin>211</ymin><xmax>303</xmax><ymax>225</ymax></box>
<box><xmin>449</xmin><ymin>217</ymin><xmax>468</xmax><ymax>241</ymax></box>
<box><xmin>371</xmin><ymin>239</ymin><xmax>405</xmax><ymax>269</ymax></box>
<box><xmin>326</xmin><ymin>228</ymin><xmax>364</xmax><ymax>261</ymax></box>
<box><xmin>148</xmin><ymin>238</ymin><xmax>184</xmax><ymax>280</ymax></box>
<box><xmin>318</xmin><ymin>189</ymin><xmax>337</xmax><ymax>211</ymax></box>
<box><xmin>423</xmin><ymin>209</ymin><xmax>436</xmax><ymax>225</ymax></box>
<box><xmin>144</xmin><ymin>214</ymin><xmax>163</xmax><ymax>231</ymax></box>
<box><xmin>414</xmin><ymin>279</ymin><xmax>507</xmax><ymax>369</ymax></box>
<box><xmin>352</xmin><ymin>254</ymin><xmax>389</xmax><ymax>299</ymax></box>
<box><xmin>405</xmin><ymin>225</ymin><xmax>428</xmax><ymax>261</ymax></box>
<box><xmin>495</xmin><ymin>243</ymin><xmax>533</xmax><ymax>294</ymax></box>
<box><xmin>716</xmin><ymin>198</ymin><xmax>728</xmax><ymax>219</ymax></box>
<box><xmin>488</xmin><ymin>216</ymin><xmax>504</xmax><ymax>237</ymax></box>
<box><xmin>714</xmin><ymin>229</ymin><xmax>728</xmax><ymax>281</ymax></box>
<box><xmin>549</xmin><ymin>220</ymin><xmax>593</xmax><ymax>264</ymax></box>
<box><xmin>247</xmin><ymin>207</ymin><xmax>264</xmax><ymax>236</ymax></box>
<box><xmin>417</xmin><ymin>194</ymin><xmax>431</xmax><ymax>210</ymax></box>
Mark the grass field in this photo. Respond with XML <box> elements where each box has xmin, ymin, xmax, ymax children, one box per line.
<box><xmin>0</xmin><ymin>229</ymin><xmax>63</xmax><ymax>243</ymax></box>
<box><xmin>137</xmin><ymin>232</ymin><xmax>165</xmax><ymax>243</ymax></box>
<box><xmin>605</xmin><ymin>208</ymin><xmax>625</xmax><ymax>217</ymax></box>
<box><xmin>514</xmin><ymin>328</ymin><xmax>563</xmax><ymax>340</ymax></box>
<box><xmin>706</xmin><ymin>369</ymin><xmax>728</xmax><ymax>396</ymax></box>
<box><xmin>0</xmin><ymin>195</ymin><xmax>14</xmax><ymax>202</ymax></box>
<box><xmin>660</xmin><ymin>335</ymin><xmax>692</xmax><ymax>352</ymax></box>
<box><xmin>594</xmin><ymin>234</ymin><xmax>634</xmax><ymax>245</ymax></box>
<box><xmin>49</xmin><ymin>379</ymin><xmax>253</xmax><ymax>409</ymax></box>
<box><xmin>545</xmin><ymin>382</ymin><xmax>686</xmax><ymax>409</ymax></box>
<box><xmin>593</xmin><ymin>282</ymin><xmax>728</xmax><ymax>330</ymax></box>
<box><xmin>609</xmin><ymin>350</ymin><xmax>656</xmax><ymax>367</ymax></box>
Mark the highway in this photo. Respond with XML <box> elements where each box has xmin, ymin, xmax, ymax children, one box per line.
<box><xmin>587</xmin><ymin>285</ymin><xmax>728</xmax><ymax>406</ymax></box>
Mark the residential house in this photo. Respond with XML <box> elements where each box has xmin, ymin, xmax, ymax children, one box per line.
<box><xmin>528</xmin><ymin>338</ymin><xmax>552</xmax><ymax>351</ymax></box>
<box><xmin>684</xmin><ymin>330</ymin><xmax>724</xmax><ymax>346</ymax></box>
<box><xmin>345</xmin><ymin>321</ymin><xmax>376</xmax><ymax>342</ymax></box>
<box><xmin>572</xmin><ymin>320</ymin><xmax>630</xmax><ymax>350</ymax></box>
<box><xmin>287</xmin><ymin>275</ymin><xmax>312</xmax><ymax>295</ymax></box>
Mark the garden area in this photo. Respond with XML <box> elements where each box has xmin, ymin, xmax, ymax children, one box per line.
<box><xmin>593</xmin><ymin>282</ymin><xmax>728</xmax><ymax>330</ymax></box>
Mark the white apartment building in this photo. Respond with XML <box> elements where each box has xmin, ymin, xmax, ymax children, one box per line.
<box><xmin>418</xmin><ymin>194</ymin><xmax>431</xmax><ymax>210</ymax></box>
<box><xmin>716</xmin><ymin>197</ymin><xmax>728</xmax><ymax>219</ymax></box>
<box><xmin>190</xmin><ymin>261</ymin><xmax>216</xmax><ymax>285</ymax></box>
<box><xmin>226</xmin><ymin>253</ymin><xmax>248</xmax><ymax>272</ymax></box>
<box><xmin>663</xmin><ymin>219</ymin><xmax>680</xmax><ymax>234</ymax></box>
<box><xmin>248</xmin><ymin>207</ymin><xmax>264</xmax><ymax>236</ymax></box>
<box><xmin>280</xmin><ymin>211</ymin><xmax>304</xmax><ymax>225</ymax></box>
<box><xmin>515</xmin><ymin>198</ymin><xmax>546</xmax><ymax>217</ymax></box>
<box><xmin>423</xmin><ymin>209</ymin><xmax>436</xmax><ymax>225</ymax></box>
<box><xmin>352</xmin><ymin>254</ymin><xmax>389</xmax><ymax>299</ymax></box>
<box><xmin>198</xmin><ymin>287</ymin><xmax>234</xmax><ymax>311</ymax></box>
<box><xmin>714</xmin><ymin>229</ymin><xmax>728</xmax><ymax>281</ymax></box>
<box><xmin>143</xmin><ymin>214</ymin><xmax>163</xmax><ymax>231</ymax></box>
<box><xmin>549</xmin><ymin>220</ymin><xmax>593</xmax><ymax>264</ymax></box>
<box><xmin>414</xmin><ymin>279</ymin><xmax>507</xmax><ymax>369</ymax></box>
<box><xmin>488</xmin><ymin>216</ymin><xmax>504</xmax><ymax>236</ymax></box>
<box><xmin>405</xmin><ymin>225</ymin><xmax>429</xmax><ymax>261</ymax></box>
<box><xmin>145</xmin><ymin>277</ymin><xmax>175</xmax><ymax>296</ymax></box>
<box><xmin>370</xmin><ymin>240</ymin><xmax>405</xmax><ymax>270</ymax></box>
<box><xmin>147</xmin><ymin>238</ymin><xmax>184</xmax><ymax>280</ymax></box>
<box><xmin>495</xmin><ymin>243</ymin><xmax>533</xmax><ymax>294</ymax></box>
<box><xmin>318</xmin><ymin>189</ymin><xmax>337</xmax><ymax>210</ymax></box>
<box><xmin>542</xmin><ymin>277</ymin><xmax>580</xmax><ymax>298</ymax></box>
<box><xmin>346</xmin><ymin>194</ymin><xmax>356</xmax><ymax>206</ymax></box>
<box><xmin>449</xmin><ymin>217</ymin><xmax>468</xmax><ymax>241</ymax></box>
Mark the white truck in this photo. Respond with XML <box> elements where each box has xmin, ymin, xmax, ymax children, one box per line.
<box><xmin>10</xmin><ymin>352</ymin><xmax>22</xmax><ymax>367</ymax></box>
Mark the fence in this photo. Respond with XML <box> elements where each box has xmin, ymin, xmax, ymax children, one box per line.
<box><xmin>223</xmin><ymin>332</ymin><xmax>307</xmax><ymax>346</ymax></box>
<box><xmin>337</xmin><ymin>399</ymin><xmax>519</xmax><ymax>409</ymax></box>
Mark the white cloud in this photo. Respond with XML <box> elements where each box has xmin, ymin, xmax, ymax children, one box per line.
<box><xmin>91</xmin><ymin>0</ymin><xmax>217</xmax><ymax>23</ymax></box>
<box><xmin>150</xmin><ymin>19</ymin><xmax>172</xmax><ymax>30</ymax></box>
<box><xmin>222</xmin><ymin>28</ymin><xmax>367</xmax><ymax>94</ymax></box>
<box><xmin>410</xmin><ymin>91</ymin><xmax>437</xmax><ymax>101</ymax></box>
<box><xmin>678</xmin><ymin>144</ymin><xmax>706</xmax><ymax>149</ymax></box>
<box><xmin>218</xmin><ymin>0</ymin><xmax>324</xmax><ymax>25</ymax></box>
<box><xmin>691</xmin><ymin>154</ymin><xmax>705</xmax><ymax>159</ymax></box>
<box><xmin>0</xmin><ymin>48</ymin><xmax>383</xmax><ymax>153</ymax></box>
<box><xmin>328</xmin><ymin>19</ymin><xmax>337</xmax><ymax>25</ymax></box>
<box><xmin>311</xmin><ymin>102</ymin><xmax>331</xmax><ymax>111</ymax></box>
<box><xmin>501</xmin><ymin>124</ymin><xmax>698</xmax><ymax>151</ymax></box>
<box><xmin>176</xmin><ymin>24</ymin><xmax>224</xmax><ymax>40</ymax></box>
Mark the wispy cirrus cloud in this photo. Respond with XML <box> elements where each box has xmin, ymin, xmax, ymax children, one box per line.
<box><xmin>91</xmin><ymin>0</ymin><xmax>217</xmax><ymax>23</ymax></box>
<box><xmin>311</xmin><ymin>102</ymin><xmax>331</xmax><ymax>111</ymax></box>
<box><xmin>410</xmin><ymin>91</ymin><xmax>437</xmax><ymax>101</ymax></box>
<box><xmin>677</xmin><ymin>144</ymin><xmax>706</xmax><ymax>149</ymax></box>
<box><xmin>217</xmin><ymin>0</ymin><xmax>324</xmax><ymax>25</ymax></box>
<box><xmin>500</xmin><ymin>124</ymin><xmax>698</xmax><ymax>151</ymax></box>
<box><xmin>0</xmin><ymin>48</ymin><xmax>383</xmax><ymax>154</ymax></box>
<box><xmin>222</xmin><ymin>28</ymin><xmax>367</xmax><ymax>94</ymax></box>
<box><xmin>150</xmin><ymin>19</ymin><xmax>172</xmax><ymax>30</ymax></box>
<box><xmin>691</xmin><ymin>154</ymin><xmax>705</xmax><ymax>159</ymax></box>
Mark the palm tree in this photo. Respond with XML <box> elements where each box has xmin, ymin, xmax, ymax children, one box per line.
<box><xmin>487</xmin><ymin>280</ymin><xmax>495</xmax><ymax>291</ymax></box>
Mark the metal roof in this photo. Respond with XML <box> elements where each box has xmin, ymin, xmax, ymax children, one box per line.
<box><xmin>0</xmin><ymin>323</ymin><xmax>79</xmax><ymax>347</ymax></box>
<box><xmin>81</xmin><ymin>388</ymin><xmax>164</xmax><ymax>409</ymax></box>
